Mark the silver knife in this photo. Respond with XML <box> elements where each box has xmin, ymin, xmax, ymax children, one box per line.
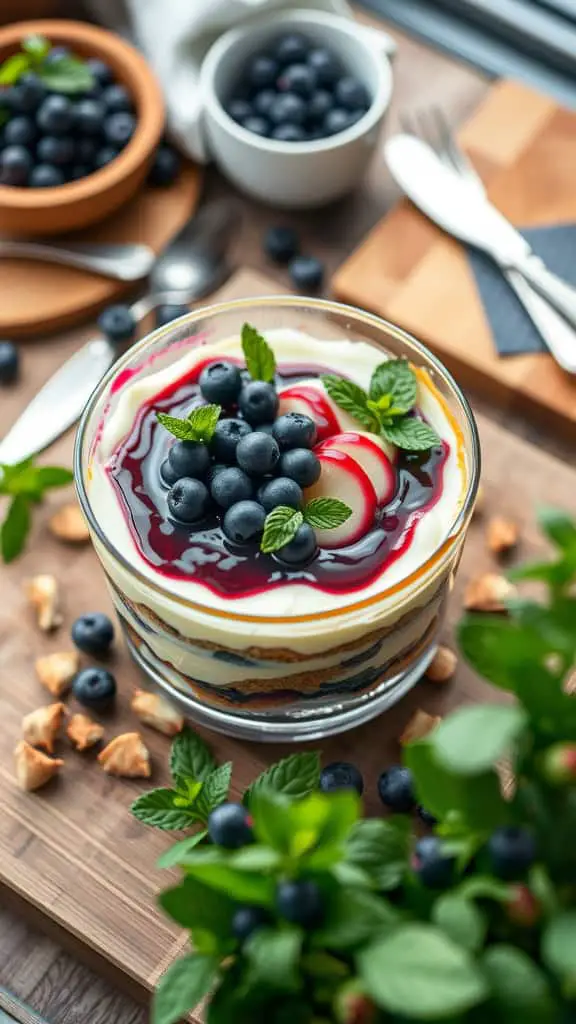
<box><xmin>385</xmin><ymin>135</ymin><xmax>576</xmax><ymax>341</ymax></box>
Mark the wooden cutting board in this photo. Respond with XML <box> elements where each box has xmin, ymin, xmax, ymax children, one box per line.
<box><xmin>0</xmin><ymin>163</ymin><xmax>202</xmax><ymax>339</ymax></box>
<box><xmin>333</xmin><ymin>80</ymin><xmax>576</xmax><ymax>438</ymax></box>
<box><xmin>1</xmin><ymin>267</ymin><xmax>575</xmax><ymax>1012</ymax></box>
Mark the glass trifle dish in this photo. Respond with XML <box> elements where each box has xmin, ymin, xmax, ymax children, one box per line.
<box><xmin>75</xmin><ymin>297</ymin><xmax>480</xmax><ymax>741</ymax></box>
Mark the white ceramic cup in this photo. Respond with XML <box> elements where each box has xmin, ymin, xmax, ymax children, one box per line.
<box><xmin>200</xmin><ymin>8</ymin><xmax>394</xmax><ymax>209</ymax></box>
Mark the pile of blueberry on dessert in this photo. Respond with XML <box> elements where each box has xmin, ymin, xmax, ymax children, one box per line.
<box><xmin>0</xmin><ymin>33</ymin><xmax>180</xmax><ymax>188</ymax></box>
<box><xmin>226</xmin><ymin>31</ymin><xmax>371</xmax><ymax>142</ymax></box>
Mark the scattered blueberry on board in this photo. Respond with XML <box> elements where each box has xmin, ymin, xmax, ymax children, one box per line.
<box><xmin>225</xmin><ymin>32</ymin><xmax>371</xmax><ymax>143</ymax></box>
<box><xmin>97</xmin><ymin>304</ymin><xmax>136</xmax><ymax>345</ymax></box>
<box><xmin>71</xmin><ymin>612</ymin><xmax>115</xmax><ymax>657</ymax></box>
<box><xmin>0</xmin><ymin>340</ymin><xmax>20</xmax><ymax>385</ymax></box>
<box><xmin>72</xmin><ymin>666</ymin><xmax>117</xmax><ymax>712</ymax></box>
<box><xmin>319</xmin><ymin>761</ymin><xmax>364</xmax><ymax>795</ymax></box>
<box><xmin>208</xmin><ymin>802</ymin><xmax>254</xmax><ymax>849</ymax></box>
<box><xmin>377</xmin><ymin>764</ymin><xmax>416</xmax><ymax>812</ymax></box>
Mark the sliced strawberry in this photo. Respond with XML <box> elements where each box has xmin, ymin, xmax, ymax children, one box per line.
<box><xmin>305</xmin><ymin>449</ymin><xmax>376</xmax><ymax>548</ymax></box>
<box><xmin>316</xmin><ymin>431</ymin><xmax>396</xmax><ymax>505</ymax></box>
<box><xmin>278</xmin><ymin>381</ymin><xmax>340</xmax><ymax>442</ymax></box>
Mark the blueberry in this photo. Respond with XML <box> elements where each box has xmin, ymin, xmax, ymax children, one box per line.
<box><xmin>307</xmin><ymin>48</ymin><xmax>342</xmax><ymax>87</ymax></box>
<box><xmin>289</xmin><ymin>255</ymin><xmax>324</xmax><ymax>291</ymax></box>
<box><xmin>277</xmin><ymin>522</ymin><xmax>317</xmax><ymax>565</ymax></box>
<box><xmin>378</xmin><ymin>765</ymin><xmax>416</xmax><ymax>812</ymax></box>
<box><xmin>278</xmin><ymin>64</ymin><xmax>317</xmax><ymax>97</ymax></box>
<box><xmin>76</xmin><ymin>137</ymin><xmax>98</xmax><ymax>164</ymax></box>
<box><xmin>252</xmin><ymin>89</ymin><xmax>276</xmax><ymax>117</ymax></box>
<box><xmin>259</xmin><ymin>477</ymin><xmax>303</xmax><ymax>512</ymax></box>
<box><xmin>269</xmin><ymin>93</ymin><xmax>307</xmax><ymax>127</ymax></box>
<box><xmin>104</xmin><ymin>111</ymin><xmax>136</xmax><ymax>147</ymax></box>
<box><xmin>97</xmin><ymin>304</ymin><xmax>135</xmax><ymax>344</ymax></box>
<box><xmin>488</xmin><ymin>826</ymin><xmax>537</xmax><ymax>881</ymax></box>
<box><xmin>417</xmin><ymin>806</ymin><xmax>438</xmax><ymax>828</ymax></box>
<box><xmin>167</xmin><ymin>478</ymin><xmax>210</xmax><ymax>523</ymax></box>
<box><xmin>0</xmin><ymin>145</ymin><xmax>31</xmax><ymax>186</ymax></box>
<box><xmin>94</xmin><ymin>146</ymin><xmax>119</xmax><ymax>170</ymax></box>
<box><xmin>236</xmin><ymin>431</ymin><xmax>280</xmax><ymax>475</ymax></box>
<box><xmin>30</xmin><ymin>164</ymin><xmax>65</xmax><ymax>187</ymax></box>
<box><xmin>307</xmin><ymin>89</ymin><xmax>333</xmax><ymax>123</ymax></box>
<box><xmin>208</xmin><ymin>801</ymin><xmax>253</xmax><ymax>848</ymax></box>
<box><xmin>227</xmin><ymin>98</ymin><xmax>252</xmax><ymax>123</ymax></box>
<box><xmin>36</xmin><ymin>94</ymin><xmax>73</xmax><ymax>134</ymax></box>
<box><xmin>72</xmin><ymin>667</ymin><xmax>117</xmax><ymax>712</ymax></box>
<box><xmin>323</xmin><ymin>108</ymin><xmax>352</xmax><ymax>136</ymax></box>
<box><xmin>168</xmin><ymin>440</ymin><xmax>210</xmax><ymax>480</ymax></box>
<box><xmin>320</xmin><ymin>761</ymin><xmax>364</xmax><ymax>795</ymax></box>
<box><xmin>148</xmin><ymin>143</ymin><xmax>181</xmax><ymax>186</ymax></box>
<box><xmin>247</xmin><ymin>55</ymin><xmax>279</xmax><ymax>89</ymax></box>
<box><xmin>71</xmin><ymin>612</ymin><xmax>115</xmax><ymax>656</ymax></box>
<box><xmin>37</xmin><ymin>135</ymin><xmax>75</xmax><ymax>166</ymax></box>
<box><xmin>68</xmin><ymin>164</ymin><xmax>90</xmax><ymax>181</ymax></box>
<box><xmin>279</xmin><ymin>448</ymin><xmax>321</xmax><ymax>487</ymax></box>
<box><xmin>211</xmin><ymin>418</ymin><xmax>252</xmax><ymax>464</ymax></box>
<box><xmin>274</xmin><ymin>33</ymin><xmax>309</xmax><ymax>66</ymax></box>
<box><xmin>276</xmin><ymin>879</ymin><xmax>324</xmax><ymax>927</ymax></box>
<box><xmin>199</xmin><ymin>360</ymin><xmax>242</xmax><ymax>406</ymax></box>
<box><xmin>232</xmin><ymin>905</ymin><xmax>270</xmax><ymax>943</ymax></box>
<box><xmin>264</xmin><ymin>225</ymin><xmax>300</xmax><ymax>264</ymax></box>
<box><xmin>101</xmin><ymin>83</ymin><xmax>133</xmax><ymax>113</ymax></box>
<box><xmin>335</xmin><ymin>76</ymin><xmax>370</xmax><ymax>111</ymax></box>
<box><xmin>223</xmin><ymin>500</ymin><xmax>266</xmax><ymax>544</ymax></box>
<box><xmin>241</xmin><ymin>115</ymin><xmax>270</xmax><ymax>138</ymax></box>
<box><xmin>207</xmin><ymin>462</ymin><xmax>227</xmax><ymax>485</ymax></box>
<box><xmin>4</xmin><ymin>116</ymin><xmax>37</xmax><ymax>147</ymax></box>
<box><xmin>74</xmin><ymin>98</ymin><xmax>105</xmax><ymax>135</ymax></box>
<box><xmin>155</xmin><ymin>303</ymin><xmax>189</xmax><ymax>327</ymax></box>
<box><xmin>160</xmin><ymin>459</ymin><xmax>179</xmax><ymax>487</ymax></box>
<box><xmin>273</xmin><ymin>412</ymin><xmax>317</xmax><ymax>450</ymax></box>
<box><xmin>0</xmin><ymin>341</ymin><xmax>19</xmax><ymax>384</ymax></box>
<box><xmin>12</xmin><ymin>72</ymin><xmax>45</xmax><ymax>113</ymax></box>
<box><xmin>413</xmin><ymin>836</ymin><xmax>456</xmax><ymax>889</ymax></box>
<box><xmin>86</xmin><ymin>58</ymin><xmax>114</xmax><ymax>88</ymax></box>
<box><xmin>238</xmin><ymin>381</ymin><xmax>279</xmax><ymax>426</ymax></box>
<box><xmin>211</xmin><ymin>467</ymin><xmax>253</xmax><ymax>509</ymax></box>
<box><xmin>271</xmin><ymin>124</ymin><xmax>305</xmax><ymax>142</ymax></box>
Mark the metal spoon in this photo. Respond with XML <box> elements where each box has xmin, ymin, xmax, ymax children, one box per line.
<box><xmin>0</xmin><ymin>201</ymin><xmax>240</xmax><ymax>467</ymax></box>
<box><xmin>0</xmin><ymin>239</ymin><xmax>156</xmax><ymax>281</ymax></box>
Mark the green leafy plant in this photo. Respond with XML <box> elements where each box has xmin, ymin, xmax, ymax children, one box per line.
<box><xmin>0</xmin><ymin>459</ymin><xmax>74</xmax><ymax>562</ymax></box>
<box><xmin>0</xmin><ymin>34</ymin><xmax>94</xmax><ymax>95</ymax></box>
<box><xmin>241</xmin><ymin>322</ymin><xmax>276</xmax><ymax>383</ymax></box>
<box><xmin>133</xmin><ymin>507</ymin><xmax>576</xmax><ymax>1023</ymax></box>
<box><xmin>156</xmin><ymin>404</ymin><xmax>222</xmax><ymax>443</ymax></box>
<box><xmin>260</xmin><ymin>497</ymin><xmax>351</xmax><ymax>554</ymax></box>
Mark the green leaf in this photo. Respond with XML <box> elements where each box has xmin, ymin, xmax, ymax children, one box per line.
<box><xmin>432</xmin><ymin>894</ymin><xmax>487</xmax><ymax>953</ymax></box>
<box><xmin>320</xmin><ymin>375</ymin><xmax>376</xmax><ymax>431</ymax></box>
<box><xmin>538</xmin><ymin>506</ymin><xmax>576</xmax><ymax>551</ymax></box>
<box><xmin>157</xmin><ymin>831</ymin><xmax>207</xmax><ymax>868</ymax></box>
<box><xmin>260</xmin><ymin>506</ymin><xmax>303</xmax><ymax>554</ymax></box>
<box><xmin>187</xmin><ymin>404</ymin><xmax>221</xmax><ymax>442</ymax></box>
<box><xmin>182</xmin><ymin>852</ymin><xmax>274</xmax><ymax>906</ymax></box>
<box><xmin>244</xmin><ymin>751</ymin><xmax>320</xmax><ymax>806</ymax></box>
<box><xmin>304</xmin><ymin>497</ymin><xmax>352</xmax><ymax>530</ymax></box>
<box><xmin>33</xmin><ymin>466</ymin><xmax>74</xmax><ymax>490</ymax></box>
<box><xmin>1</xmin><ymin>495</ymin><xmax>30</xmax><ymax>563</ymax></box>
<box><xmin>131</xmin><ymin>788</ymin><xmax>199</xmax><ymax>831</ymax></box>
<box><xmin>541</xmin><ymin>911</ymin><xmax>576</xmax><ymax>983</ymax></box>
<box><xmin>344</xmin><ymin>817</ymin><xmax>410</xmax><ymax>891</ymax></box>
<box><xmin>250</xmin><ymin>788</ymin><xmax>359</xmax><ymax>862</ymax></box>
<box><xmin>0</xmin><ymin>53</ymin><xmax>31</xmax><ymax>85</ymax></box>
<box><xmin>194</xmin><ymin>763</ymin><xmax>232</xmax><ymax>822</ymax></box>
<box><xmin>159</xmin><ymin>875</ymin><xmax>235</xmax><ymax>936</ymax></box>
<box><xmin>153</xmin><ymin>954</ymin><xmax>218</xmax><ymax>1024</ymax></box>
<box><xmin>37</xmin><ymin>57</ymin><xmax>95</xmax><ymax>94</ymax></box>
<box><xmin>229</xmin><ymin>845</ymin><xmax>281</xmax><ymax>871</ymax></box>
<box><xmin>170</xmin><ymin>728</ymin><xmax>216</xmax><ymax>785</ymax></box>
<box><xmin>369</xmin><ymin>358</ymin><xmax>417</xmax><ymax>413</ymax></box>
<box><xmin>156</xmin><ymin>413</ymin><xmax>198</xmax><ymax>441</ymax></box>
<box><xmin>22</xmin><ymin>34</ymin><xmax>50</xmax><ymax>61</ymax></box>
<box><xmin>457</xmin><ymin>875</ymin><xmax>512</xmax><ymax>903</ymax></box>
<box><xmin>405</xmin><ymin>741</ymin><xmax>508</xmax><ymax>830</ymax></box>
<box><xmin>482</xmin><ymin>945</ymin><xmax>556</xmax><ymax>1022</ymax></box>
<box><xmin>358</xmin><ymin>924</ymin><xmax>488</xmax><ymax>1019</ymax></box>
<box><xmin>381</xmin><ymin>417</ymin><xmax>440</xmax><ymax>452</ymax></box>
<box><xmin>245</xmin><ymin>927</ymin><xmax>303</xmax><ymax>991</ymax></box>
<box><xmin>431</xmin><ymin>704</ymin><xmax>528</xmax><ymax>776</ymax></box>
<box><xmin>241</xmin><ymin>323</ymin><xmax>276</xmax><ymax>383</ymax></box>
<box><xmin>313</xmin><ymin>887</ymin><xmax>397</xmax><ymax>950</ymax></box>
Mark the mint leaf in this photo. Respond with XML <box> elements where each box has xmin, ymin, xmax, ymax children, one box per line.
<box><xmin>1</xmin><ymin>495</ymin><xmax>30</xmax><ymax>563</ymax></box>
<box><xmin>195</xmin><ymin>762</ymin><xmax>232</xmax><ymax>821</ymax></box>
<box><xmin>244</xmin><ymin>751</ymin><xmax>320</xmax><ymax>806</ymax></box>
<box><xmin>241</xmin><ymin>323</ymin><xmax>276</xmax><ymax>382</ymax></box>
<box><xmin>457</xmin><ymin>876</ymin><xmax>512</xmax><ymax>903</ymax></box>
<box><xmin>430</xmin><ymin>704</ymin><xmax>528</xmax><ymax>776</ymax></box>
<box><xmin>182</xmin><ymin>853</ymin><xmax>274</xmax><ymax>905</ymax></box>
<box><xmin>156</xmin><ymin>413</ymin><xmax>197</xmax><ymax>441</ymax></box>
<box><xmin>160</xmin><ymin>876</ymin><xmax>236</xmax><ymax>936</ymax></box>
<box><xmin>38</xmin><ymin>57</ymin><xmax>95</xmax><ymax>94</ymax></box>
<box><xmin>313</xmin><ymin>887</ymin><xmax>397</xmax><ymax>950</ymax></box>
<box><xmin>153</xmin><ymin>953</ymin><xmax>219</xmax><ymax>1024</ymax></box>
<box><xmin>22</xmin><ymin>34</ymin><xmax>50</xmax><ymax>61</ymax></box>
<box><xmin>0</xmin><ymin>54</ymin><xmax>31</xmax><ymax>85</ymax></box>
<box><xmin>304</xmin><ymin>497</ymin><xmax>351</xmax><ymax>530</ymax></box>
<box><xmin>541</xmin><ymin>912</ymin><xmax>576</xmax><ymax>982</ymax></box>
<box><xmin>230</xmin><ymin>846</ymin><xmax>281</xmax><ymax>871</ymax></box>
<box><xmin>482</xmin><ymin>946</ymin><xmax>556</xmax><ymax>1022</ymax></box>
<box><xmin>432</xmin><ymin>894</ymin><xmax>487</xmax><ymax>953</ymax></box>
<box><xmin>157</xmin><ymin>404</ymin><xmax>221</xmax><ymax>443</ymax></box>
<box><xmin>245</xmin><ymin>928</ymin><xmax>302</xmax><ymax>992</ymax></box>
<box><xmin>260</xmin><ymin>506</ymin><xmax>303</xmax><ymax>554</ymax></box>
<box><xmin>405</xmin><ymin>741</ymin><xmax>508</xmax><ymax>830</ymax></box>
<box><xmin>344</xmin><ymin>817</ymin><xmax>410</xmax><ymax>891</ymax></box>
<box><xmin>538</xmin><ymin>506</ymin><xmax>576</xmax><ymax>552</ymax></box>
<box><xmin>370</xmin><ymin>358</ymin><xmax>417</xmax><ymax>414</ymax></box>
<box><xmin>157</xmin><ymin>831</ymin><xmax>208</xmax><ymax>868</ymax></box>
<box><xmin>321</xmin><ymin>375</ymin><xmax>376</xmax><ymax>431</ymax></box>
<box><xmin>131</xmin><ymin>788</ymin><xmax>199</xmax><ymax>831</ymax></box>
<box><xmin>170</xmin><ymin>727</ymin><xmax>216</xmax><ymax>784</ymax></box>
<box><xmin>33</xmin><ymin>466</ymin><xmax>74</xmax><ymax>490</ymax></box>
<box><xmin>381</xmin><ymin>417</ymin><xmax>440</xmax><ymax>451</ymax></box>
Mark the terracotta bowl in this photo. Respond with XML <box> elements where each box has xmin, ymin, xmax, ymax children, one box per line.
<box><xmin>0</xmin><ymin>20</ymin><xmax>165</xmax><ymax>237</ymax></box>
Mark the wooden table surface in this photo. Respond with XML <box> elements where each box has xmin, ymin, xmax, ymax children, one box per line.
<box><xmin>0</xmin><ymin>16</ymin><xmax>565</xmax><ymax>1024</ymax></box>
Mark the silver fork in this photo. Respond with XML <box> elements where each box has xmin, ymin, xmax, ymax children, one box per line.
<box><xmin>401</xmin><ymin>107</ymin><xmax>576</xmax><ymax>374</ymax></box>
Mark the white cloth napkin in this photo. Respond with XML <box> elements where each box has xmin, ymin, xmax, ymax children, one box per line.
<box><xmin>86</xmin><ymin>0</ymin><xmax>394</xmax><ymax>163</ymax></box>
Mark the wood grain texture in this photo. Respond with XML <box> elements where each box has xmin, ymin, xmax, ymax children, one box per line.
<box><xmin>333</xmin><ymin>80</ymin><xmax>576</xmax><ymax>438</ymax></box>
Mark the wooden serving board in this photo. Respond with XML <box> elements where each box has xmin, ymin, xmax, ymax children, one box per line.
<box><xmin>333</xmin><ymin>80</ymin><xmax>576</xmax><ymax>438</ymax></box>
<box><xmin>1</xmin><ymin>268</ymin><xmax>576</xmax><ymax>1013</ymax></box>
<box><xmin>0</xmin><ymin>162</ymin><xmax>202</xmax><ymax>339</ymax></box>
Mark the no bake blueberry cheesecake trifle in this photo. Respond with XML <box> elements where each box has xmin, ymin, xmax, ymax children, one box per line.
<box><xmin>76</xmin><ymin>298</ymin><xmax>479</xmax><ymax>740</ymax></box>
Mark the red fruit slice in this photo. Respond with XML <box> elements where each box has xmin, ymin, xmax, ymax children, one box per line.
<box><xmin>278</xmin><ymin>382</ymin><xmax>340</xmax><ymax>442</ymax></box>
<box><xmin>305</xmin><ymin>449</ymin><xmax>376</xmax><ymax>548</ymax></box>
<box><xmin>316</xmin><ymin>431</ymin><xmax>396</xmax><ymax>505</ymax></box>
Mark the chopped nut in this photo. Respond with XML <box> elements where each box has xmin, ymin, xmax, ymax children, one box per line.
<box><xmin>49</xmin><ymin>503</ymin><xmax>90</xmax><ymax>544</ymax></box>
<box><xmin>426</xmin><ymin>646</ymin><xmax>457</xmax><ymax>684</ymax></box>
<box><xmin>14</xmin><ymin>741</ymin><xmax>63</xmax><ymax>791</ymax></box>
<box><xmin>486</xmin><ymin>516</ymin><xmax>519</xmax><ymax>556</ymax></box>
<box><xmin>496</xmin><ymin>757</ymin><xmax>516</xmax><ymax>801</ymax></box>
<box><xmin>22</xmin><ymin>703</ymin><xmax>66</xmax><ymax>754</ymax></box>
<box><xmin>131</xmin><ymin>689</ymin><xmax>184</xmax><ymax>737</ymax></box>
<box><xmin>67</xmin><ymin>713</ymin><xmax>105</xmax><ymax>751</ymax></box>
<box><xmin>25</xmin><ymin>574</ymin><xmax>62</xmax><ymax>631</ymax></box>
<box><xmin>464</xmin><ymin>573</ymin><xmax>517</xmax><ymax>612</ymax></box>
<box><xmin>35</xmin><ymin>651</ymin><xmax>79</xmax><ymax>697</ymax></box>
<box><xmin>98</xmin><ymin>732</ymin><xmax>151</xmax><ymax>778</ymax></box>
<box><xmin>400</xmin><ymin>708</ymin><xmax>442</xmax><ymax>745</ymax></box>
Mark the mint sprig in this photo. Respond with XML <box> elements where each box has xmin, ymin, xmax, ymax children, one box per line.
<box><xmin>321</xmin><ymin>376</ymin><xmax>378</xmax><ymax>432</ymax></box>
<box><xmin>157</xmin><ymin>404</ymin><xmax>221</xmax><ymax>443</ymax></box>
<box><xmin>0</xmin><ymin>458</ymin><xmax>73</xmax><ymax>563</ymax></box>
<box><xmin>260</xmin><ymin>497</ymin><xmax>352</xmax><ymax>554</ymax></box>
<box><xmin>0</xmin><ymin>34</ymin><xmax>94</xmax><ymax>94</ymax></box>
<box><xmin>241</xmin><ymin>323</ymin><xmax>276</xmax><ymax>383</ymax></box>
